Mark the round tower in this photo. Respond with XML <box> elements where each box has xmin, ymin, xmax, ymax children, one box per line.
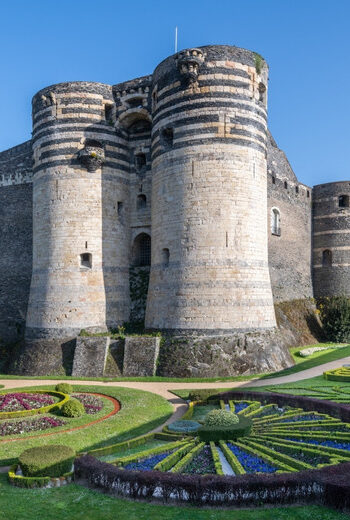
<box><xmin>26</xmin><ymin>81</ymin><xmax>130</xmax><ymax>341</ymax></box>
<box><xmin>313</xmin><ymin>181</ymin><xmax>350</xmax><ymax>297</ymax></box>
<box><xmin>146</xmin><ymin>45</ymin><xmax>276</xmax><ymax>333</ymax></box>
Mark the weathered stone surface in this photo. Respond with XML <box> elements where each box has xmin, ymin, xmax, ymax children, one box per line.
<box><xmin>123</xmin><ymin>336</ymin><xmax>160</xmax><ymax>377</ymax></box>
<box><xmin>103</xmin><ymin>339</ymin><xmax>124</xmax><ymax>377</ymax></box>
<box><xmin>10</xmin><ymin>338</ymin><xmax>76</xmax><ymax>376</ymax></box>
<box><xmin>157</xmin><ymin>329</ymin><xmax>294</xmax><ymax>378</ymax></box>
<box><xmin>72</xmin><ymin>336</ymin><xmax>110</xmax><ymax>377</ymax></box>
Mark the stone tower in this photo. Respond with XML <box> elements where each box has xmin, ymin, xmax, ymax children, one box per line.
<box><xmin>313</xmin><ymin>181</ymin><xmax>350</xmax><ymax>297</ymax></box>
<box><xmin>145</xmin><ymin>46</ymin><xmax>277</xmax><ymax>332</ymax></box>
<box><xmin>25</xmin><ymin>81</ymin><xmax>130</xmax><ymax>342</ymax></box>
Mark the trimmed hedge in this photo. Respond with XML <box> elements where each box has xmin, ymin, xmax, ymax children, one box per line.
<box><xmin>171</xmin><ymin>442</ymin><xmax>205</xmax><ymax>473</ymax></box>
<box><xmin>204</xmin><ymin>409</ymin><xmax>239</xmax><ymax>427</ymax></box>
<box><xmin>219</xmin><ymin>441</ymin><xmax>245</xmax><ymax>475</ymax></box>
<box><xmin>55</xmin><ymin>383</ymin><xmax>73</xmax><ymax>394</ymax></box>
<box><xmin>168</xmin><ymin>420</ymin><xmax>201</xmax><ymax>433</ymax></box>
<box><xmin>74</xmin><ymin>455</ymin><xmax>350</xmax><ymax>509</ymax></box>
<box><xmin>0</xmin><ymin>390</ymin><xmax>69</xmax><ymax>420</ymax></box>
<box><xmin>209</xmin><ymin>442</ymin><xmax>224</xmax><ymax>475</ymax></box>
<box><xmin>198</xmin><ymin>416</ymin><xmax>252</xmax><ymax>442</ymax></box>
<box><xmin>214</xmin><ymin>390</ymin><xmax>350</xmax><ymax>423</ymax></box>
<box><xmin>113</xmin><ymin>440</ymin><xmax>187</xmax><ymax>466</ymax></box>
<box><xmin>87</xmin><ymin>432</ymin><xmax>179</xmax><ymax>458</ymax></box>
<box><xmin>61</xmin><ymin>398</ymin><xmax>85</xmax><ymax>418</ymax></box>
<box><xmin>237</xmin><ymin>439</ymin><xmax>308</xmax><ymax>472</ymax></box>
<box><xmin>324</xmin><ymin>367</ymin><xmax>350</xmax><ymax>382</ymax></box>
<box><xmin>8</xmin><ymin>464</ymin><xmax>73</xmax><ymax>488</ymax></box>
<box><xmin>19</xmin><ymin>445</ymin><xmax>75</xmax><ymax>478</ymax></box>
<box><xmin>188</xmin><ymin>390</ymin><xmax>221</xmax><ymax>402</ymax></box>
<box><xmin>154</xmin><ymin>442</ymin><xmax>196</xmax><ymax>472</ymax></box>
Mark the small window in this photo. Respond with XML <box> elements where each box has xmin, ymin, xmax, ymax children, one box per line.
<box><xmin>104</xmin><ymin>104</ymin><xmax>113</xmax><ymax>122</ymax></box>
<box><xmin>117</xmin><ymin>201</ymin><xmax>123</xmax><ymax>216</ymax></box>
<box><xmin>161</xmin><ymin>127</ymin><xmax>174</xmax><ymax>149</ymax></box>
<box><xmin>307</xmin><ymin>190</ymin><xmax>310</xmax><ymax>198</ymax></box>
<box><xmin>271</xmin><ymin>208</ymin><xmax>281</xmax><ymax>236</ymax></box>
<box><xmin>127</xmin><ymin>97</ymin><xmax>144</xmax><ymax>109</ymax></box>
<box><xmin>152</xmin><ymin>90</ymin><xmax>157</xmax><ymax>109</ymax></box>
<box><xmin>322</xmin><ymin>249</ymin><xmax>332</xmax><ymax>267</ymax></box>
<box><xmin>284</xmin><ymin>181</ymin><xmax>288</xmax><ymax>189</ymax></box>
<box><xmin>80</xmin><ymin>253</ymin><xmax>92</xmax><ymax>269</ymax></box>
<box><xmin>258</xmin><ymin>82</ymin><xmax>266</xmax><ymax>103</ymax></box>
<box><xmin>272</xmin><ymin>175</ymin><xmax>276</xmax><ymax>184</ymax></box>
<box><xmin>134</xmin><ymin>153</ymin><xmax>146</xmax><ymax>173</ymax></box>
<box><xmin>339</xmin><ymin>195</ymin><xmax>349</xmax><ymax>208</ymax></box>
<box><xmin>295</xmin><ymin>186</ymin><xmax>299</xmax><ymax>194</ymax></box>
<box><xmin>162</xmin><ymin>248</ymin><xmax>170</xmax><ymax>266</ymax></box>
<box><xmin>137</xmin><ymin>194</ymin><xmax>147</xmax><ymax>210</ymax></box>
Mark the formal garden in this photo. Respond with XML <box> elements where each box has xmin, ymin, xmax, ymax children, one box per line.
<box><xmin>0</xmin><ymin>357</ymin><xmax>350</xmax><ymax>519</ymax></box>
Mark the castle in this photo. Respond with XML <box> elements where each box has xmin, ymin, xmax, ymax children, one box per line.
<box><xmin>0</xmin><ymin>45</ymin><xmax>349</xmax><ymax>376</ymax></box>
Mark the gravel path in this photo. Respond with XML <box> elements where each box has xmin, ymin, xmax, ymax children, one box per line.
<box><xmin>0</xmin><ymin>355</ymin><xmax>349</xmax><ymax>432</ymax></box>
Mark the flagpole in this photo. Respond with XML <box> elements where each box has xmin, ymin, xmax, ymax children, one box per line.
<box><xmin>175</xmin><ymin>26</ymin><xmax>178</xmax><ymax>53</ymax></box>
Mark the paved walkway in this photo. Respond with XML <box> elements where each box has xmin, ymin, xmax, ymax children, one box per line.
<box><xmin>0</xmin><ymin>355</ymin><xmax>349</xmax><ymax>432</ymax></box>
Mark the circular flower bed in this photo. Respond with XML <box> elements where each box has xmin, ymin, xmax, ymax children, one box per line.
<box><xmin>107</xmin><ymin>398</ymin><xmax>350</xmax><ymax>476</ymax></box>
<box><xmin>324</xmin><ymin>366</ymin><xmax>350</xmax><ymax>382</ymax></box>
<box><xmin>0</xmin><ymin>390</ymin><xmax>69</xmax><ymax>419</ymax></box>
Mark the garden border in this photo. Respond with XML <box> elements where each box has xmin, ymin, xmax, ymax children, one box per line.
<box><xmin>0</xmin><ymin>390</ymin><xmax>69</xmax><ymax>420</ymax></box>
<box><xmin>0</xmin><ymin>393</ymin><xmax>120</xmax><ymax>444</ymax></box>
<box><xmin>74</xmin><ymin>391</ymin><xmax>350</xmax><ymax>511</ymax></box>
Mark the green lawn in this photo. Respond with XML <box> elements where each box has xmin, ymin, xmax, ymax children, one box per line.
<box><xmin>0</xmin><ymin>475</ymin><xmax>347</xmax><ymax>520</ymax></box>
<box><xmin>0</xmin><ymin>385</ymin><xmax>172</xmax><ymax>465</ymax></box>
<box><xmin>0</xmin><ymin>373</ymin><xmax>258</xmax><ymax>382</ymax></box>
<box><xmin>260</xmin><ymin>343</ymin><xmax>350</xmax><ymax>379</ymax></box>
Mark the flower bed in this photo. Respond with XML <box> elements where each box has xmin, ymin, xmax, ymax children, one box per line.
<box><xmin>0</xmin><ymin>390</ymin><xmax>69</xmax><ymax>419</ymax></box>
<box><xmin>0</xmin><ymin>416</ymin><xmax>66</xmax><ymax>437</ymax></box>
<box><xmin>124</xmin><ymin>451</ymin><xmax>175</xmax><ymax>471</ymax></box>
<box><xmin>0</xmin><ymin>393</ymin><xmax>55</xmax><ymax>413</ymax></box>
<box><xmin>182</xmin><ymin>445</ymin><xmax>215</xmax><ymax>474</ymax></box>
<box><xmin>72</xmin><ymin>394</ymin><xmax>103</xmax><ymax>414</ymax></box>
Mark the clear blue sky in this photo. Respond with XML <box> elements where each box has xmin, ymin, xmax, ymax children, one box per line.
<box><xmin>0</xmin><ymin>0</ymin><xmax>349</xmax><ymax>187</ymax></box>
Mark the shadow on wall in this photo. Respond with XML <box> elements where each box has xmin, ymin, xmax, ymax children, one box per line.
<box><xmin>275</xmin><ymin>299</ymin><xmax>325</xmax><ymax>345</ymax></box>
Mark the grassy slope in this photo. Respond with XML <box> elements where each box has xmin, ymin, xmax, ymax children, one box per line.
<box><xmin>260</xmin><ymin>344</ymin><xmax>350</xmax><ymax>379</ymax></box>
<box><xmin>0</xmin><ymin>373</ymin><xmax>258</xmax><ymax>382</ymax></box>
<box><xmin>0</xmin><ymin>385</ymin><xmax>172</xmax><ymax>465</ymax></box>
<box><xmin>0</xmin><ymin>475</ymin><xmax>347</xmax><ymax>520</ymax></box>
<box><xmin>243</xmin><ymin>375</ymin><xmax>350</xmax><ymax>393</ymax></box>
<box><xmin>291</xmin><ymin>343</ymin><xmax>348</xmax><ymax>364</ymax></box>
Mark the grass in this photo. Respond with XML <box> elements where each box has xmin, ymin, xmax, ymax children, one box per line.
<box><xmin>0</xmin><ymin>373</ymin><xmax>259</xmax><ymax>382</ymax></box>
<box><xmin>0</xmin><ymin>384</ymin><xmax>172</xmax><ymax>465</ymax></box>
<box><xmin>260</xmin><ymin>343</ymin><xmax>350</xmax><ymax>379</ymax></box>
<box><xmin>290</xmin><ymin>343</ymin><xmax>348</xmax><ymax>364</ymax></box>
<box><xmin>0</xmin><ymin>474</ymin><xmax>347</xmax><ymax>520</ymax></box>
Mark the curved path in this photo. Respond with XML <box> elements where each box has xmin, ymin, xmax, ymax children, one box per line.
<box><xmin>0</xmin><ymin>355</ymin><xmax>349</xmax><ymax>434</ymax></box>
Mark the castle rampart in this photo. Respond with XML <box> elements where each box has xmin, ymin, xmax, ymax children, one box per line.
<box><xmin>0</xmin><ymin>44</ymin><xmax>346</xmax><ymax>376</ymax></box>
<box><xmin>313</xmin><ymin>181</ymin><xmax>350</xmax><ymax>297</ymax></box>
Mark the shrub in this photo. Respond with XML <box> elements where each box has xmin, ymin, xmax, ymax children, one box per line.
<box><xmin>19</xmin><ymin>445</ymin><xmax>75</xmax><ymax>477</ymax></box>
<box><xmin>61</xmin><ymin>398</ymin><xmax>85</xmax><ymax>417</ymax></box>
<box><xmin>318</xmin><ymin>296</ymin><xmax>350</xmax><ymax>342</ymax></box>
<box><xmin>204</xmin><ymin>409</ymin><xmax>239</xmax><ymax>427</ymax></box>
<box><xmin>324</xmin><ymin>367</ymin><xmax>350</xmax><ymax>382</ymax></box>
<box><xmin>198</xmin><ymin>416</ymin><xmax>252</xmax><ymax>442</ymax></box>
<box><xmin>55</xmin><ymin>383</ymin><xmax>73</xmax><ymax>394</ymax></box>
<box><xmin>167</xmin><ymin>420</ymin><xmax>201</xmax><ymax>433</ymax></box>
<box><xmin>188</xmin><ymin>390</ymin><xmax>220</xmax><ymax>402</ymax></box>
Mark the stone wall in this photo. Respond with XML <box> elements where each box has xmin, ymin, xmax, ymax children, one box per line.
<box><xmin>0</xmin><ymin>142</ymin><xmax>33</xmax><ymax>344</ymax></box>
<box><xmin>267</xmin><ymin>133</ymin><xmax>313</xmax><ymax>302</ymax></box>
<box><xmin>146</xmin><ymin>45</ymin><xmax>276</xmax><ymax>333</ymax></box>
<box><xmin>313</xmin><ymin>182</ymin><xmax>350</xmax><ymax>297</ymax></box>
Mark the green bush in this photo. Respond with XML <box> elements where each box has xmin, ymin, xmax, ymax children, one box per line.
<box><xmin>198</xmin><ymin>416</ymin><xmax>252</xmax><ymax>442</ymax></box>
<box><xmin>204</xmin><ymin>409</ymin><xmax>239</xmax><ymax>427</ymax></box>
<box><xmin>188</xmin><ymin>389</ymin><xmax>220</xmax><ymax>402</ymax></box>
<box><xmin>19</xmin><ymin>445</ymin><xmax>75</xmax><ymax>477</ymax></box>
<box><xmin>61</xmin><ymin>398</ymin><xmax>85</xmax><ymax>417</ymax></box>
<box><xmin>318</xmin><ymin>296</ymin><xmax>350</xmax><ymax>342</ymax></box>
<box><xmin>55</xmin><ymin>383</ymin><xmax>73</xmax><ymax>394</ymax></box>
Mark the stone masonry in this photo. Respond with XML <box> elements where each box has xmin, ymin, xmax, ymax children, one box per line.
<box><xmin>0</xmin><ymin>44</ymin><xmax>347</xmax><ymax>375</ymax></box>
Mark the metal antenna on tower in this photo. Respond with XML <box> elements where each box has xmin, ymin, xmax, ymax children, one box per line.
<box><xmin>175</xmin><ymin>26</ymin><xmax>178</xmax><ymax>53</ymax></box>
